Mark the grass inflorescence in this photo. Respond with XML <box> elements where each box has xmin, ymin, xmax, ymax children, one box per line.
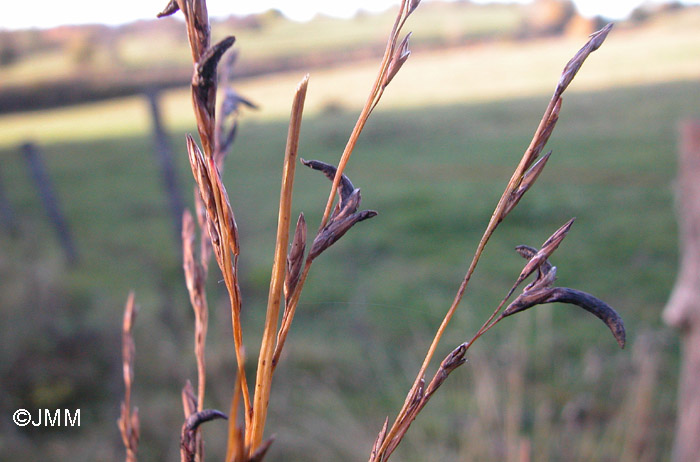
<box><xmin>115</xmin><ymin>1</ymin><xmax>630</xmax><ymax>461</ymax></box>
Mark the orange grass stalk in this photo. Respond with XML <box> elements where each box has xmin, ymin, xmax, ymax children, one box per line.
<box><xmin>160</xmin><ymin>0</ymin><xmax>251</xmax><ymax>437</ymax></box>
<box><xmin>117</xmin><ymin>292</ymin><xmax>139</xmax><ymax>462</ymax></box>
<box><xmin>318</xmin><ymin>0</ymin><xmax>418</xmax><ymax>231</ymax></box>
<box><xmin>183</xmin><ymin>209</ymin><xmax>208</xmax><ymax>412</ymax></box>
<box><xmin>268</xmin><ymin>2</ymin><xmax>418</xmax><ymax>362</ymax></box>
<box><xmin>249</xmin><ymin>75</ymin><xmax>309</xmax><ymax>453</ymax></box>
<box><xmin>373</xmin><ymin>24</ymin><xmax>617</xmax><ymax>461</ymax></box>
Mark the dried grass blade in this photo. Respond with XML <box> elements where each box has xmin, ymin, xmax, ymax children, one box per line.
<box><xmin>250</xmin><ymin>75</ymin><xmax>309</xmax><ymax>454</ymax></box>
<box><xmin>182</xmin><ymin>380</ymin><xmax>197</xmax><ymax>419</ymax></box>
<box><xmin>157</xmin><ymin>0</ymin><xmax>179</xmax><ymax>17</ymax></box>
<box><xmin>554</xmin><ymin>23</ymin><xmax>613</xmax><ymax>101</ymax></box>
<box><xmin>182</xmin><ymin>210</ymin><xmax>209</xmax><ymax>411</ymax></box>
<box><xmin>118</xmin><ymin>291</ymin><xmax>139</xmax><ymax>462</ymax></box>
<box><xmin>224</xmin><ymin>372</ymin><xmax>241</xmax><ymax>462</ymax></box>
<box><xmin>370</xmin><ymin>418</ymin><xmax>389</xmax><ymax>462</ymax></box>
<box><xmin>375</xmin><ymin>25</ymin><xmax>614</xmax><ymax>459</ymax></box>
<box><xmin>285</xmin><ymin>213</ymin><xmax>306</xmax><ymax>299</ymax></box>
<box><xmin>319</xmin><ymin>0</ymin><xmax>417</xmax><ymax>232</ymax></box>
<box><xmin>515</xmin><ymin>218</ymin><xmax>575</xmax><ymax>286</ymax></box>
<box><xmin>547</xmin><ymin>288</ymin><xmax>626</xmax><ymax>348</ymax></box>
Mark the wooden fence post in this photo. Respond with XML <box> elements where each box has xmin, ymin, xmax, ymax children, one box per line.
<box><xmin>663</xmin><ymin>119</ymin><xmax>700</xmax><ymax>462</ymax></box>
<box><xmin>145</xmin><ymin>89</ymin><xmax>184</xmax><ymax>241</ymax></box>
<box><xmin>21</xmin><ymin>142</ymin><xmax>78</xmax><ymax>265</ymax></box>
<box><xmin>0</xmin><ymin>163</ymin><xmax>17</xmax><ymax>235</ymax></box>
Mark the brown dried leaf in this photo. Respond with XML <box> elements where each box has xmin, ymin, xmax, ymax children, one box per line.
<box><xmin>548</xmin><ymin>287</ymin><xmax>626</xmax><ymax>348</ymax></box>
<box><xmin>408</xmin><ymin>0</ymin><xmax>421</xmax><ymax>16</ymax></box>
<box><xmin>205</xmin><ymin>154</ymin><xmax>239</xmax><ymax>256</ymax></box>
<box><xmin>184</xmin><ymin>409</ymin><xmax>228</xmax><ymax>432</ymax></box>
<box><xmin>503</xmin><ymin>286</ymin><xmax>558</xmax><ymax>317</ymax></box>
<box><xmin>540</xmin><ymin>217</ymin><xmax>575</xmax><ymax>256</ymax></box>
<box><xmin>555</xmin><ymin>23</ymin><xmax>613</xmax><ymax>101</ymax></box>
<box><xmin>182</xmin><ymin>210</ymin><xmax>201</xmax><ymax>299</ymax></box>
<box><xmin>182</xmin><ymin>380</ymin><xmax>197</xmax><ymax>418</ymax></box>
<box><xmin>515</xmin><ymin>244</ymin><xmax>555</xmax><ymax>289</ymax></box>
<box><xmin>221</xmin><ymin>88</ymin><xmax>259</xmax><ymax>117</ymax></box>
<box><xmin>503</xmin><ymin>150</ymin><xmax>552</xmax><ymax>217</ymax></box>
<box><xmin>506</xmin><ymin>240</ymin><xmax>626</xmax><ymax>348</ymax></box>
<box><xmin>504</xmin><ymin>287</ymin><xmax>625</xmax><ymax>349</ymax></box>
<box><xmin>196</xmin><ymin>36</ymin><xmax>236</xmax><ymax>89</ymax></box>
<box><xmin>301</xmin><ymin>159</ymin><xmax>355</xmax><ymax>204</ymax></box>
<box><xmin>370</xmin><ymin>417</ymin><xmax>389</xmax><ymax>462</ymax></box>
<box><xmin>186</xmin><ymin>136</ymin><xmax>215</xmax><ymax>214</ymax></box>
<box><xmin>191</xmin><ymin>36</ymin><xmax>236</xmax><ymax>151</ymax></box>
<box><xmin>186</xmin><ymin>135</ymin><xmax>223</xmax><ymax>255</ymax></box>
<box><xmin>440</xmin><ymin>341</ymin><xmax>468</xmax><ymax>373</ymax></box>
<box><xmin>530</xmin><ymin>98</ymin><xmax>561</xmax><ymax>164</ymax></box>
<box><xmin>181</xmin><ymin>409</ymin><xmax>227</xmax><ymax>462</ymax></box>
<box><xmin>156</xmin><ymin>0</ymin><xmax>179</xmax><ymax>17</ymax></box>
<box><xmin>383</xmin><ymin>32</ymin><xmax>412</xmax><ymax>89</ymax></box>
<box><xmin>308</xmin><ymin>209</ymin><xmax>377</xmax><ymax>260</ymax></box>
<box><xmin>285</xmin><ymin>213</ymin><xmax>306</xmax><ymax>298</ymax></box>
<box><xmin>250</xmin><ymin>437</ymin><xmax>275</xmax><ymax>462</ymax></box>
<box><xmin>521</xmin><ymin>150</ymin><xmax>552</xmax><ymax>193</ymax></box>
<box><xmin>516</xmin><ymin>218</ymin><xmax>575</xmax><ymax>286</ymax></box>
<box><xmin>425</xmin><ymin>342</ymin><xmax>467</xmax><ymax>398</ymax></box>
<box><xmin>130</xmin><ymin>407</ymin><xmax>140</xmax><ymax>444</ymax></box>
<box><xmin>302</xmin><ymin>158</ymin><xmax>377</xmax><ymax>260</ymax></box>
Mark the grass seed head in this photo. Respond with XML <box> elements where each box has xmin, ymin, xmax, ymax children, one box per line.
<box><xmin>505</xmin><ymin>237</ymin><xmax>626</xmax><ymax>349</ymax></box>
<box><xmin>285</xmin><ymin>213</ymin><xmax>307</xmax><ymax>298</ymax></box>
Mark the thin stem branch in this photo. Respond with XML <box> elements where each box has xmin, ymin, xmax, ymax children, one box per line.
<box><xmin>318</xmin><ymin>0</ymin><xmax>410</xmax><ymax>232</ymax></box>
<box><xmin>375</xmin><ymin>24</ymin><xmax>614</xmax><ymax>460</ymax></box>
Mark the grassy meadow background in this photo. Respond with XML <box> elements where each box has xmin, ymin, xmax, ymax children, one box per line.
<box><xmin>1</xmin><ymin>2</ymin><xmax>700</xmax><ymax>460</ymax></box>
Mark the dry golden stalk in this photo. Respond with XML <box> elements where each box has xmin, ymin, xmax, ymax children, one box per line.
<box><xmin>249</xmin><ymin>74</ymin><xmax>309</xmax><ymax>454</ymax></box>
<box><xmin>376</xmin><ymin>216</ymin><xmax>626</xmax><ymax>460</ymax></box>
<box><xmin>268</xmin><ymin>3</ymin><xmax>418</xmax><ymax>376</ymax></box>
<box><xmin>183</xmin><ymin>210</ymin><xmax>209</xmax><ymax>412</ymax></box>
<box><xmin>377</xmin><ymin>344</ymin><xmax>467</xmax><ymax>460</ymax></box>
<box><xmin>118</xmin><ymin>292</ymin><xmax>139</xmax><ymax>462</ymax></box>
<box><xmin>318</xmin><ymin>0</ymin><xmax>419</xmax><ymax>232</ymax></box>
<box><xmin>185</xmin><ymin>131</ymin><xmax>249</xmax><ymax>430</ymax></box>
<box><xmin>194</xmin><ymin>190</ymin><xmax>212</xmax><ymax>276</ymax></box>
<box><xmin>161</xmin><ymin>0</ymin><xmax>250</xmax><ymax>445</ymax></box>
<box><xmin>373</xmin><ymin>24</ymin><xmax>617</xmax><ymax>461</ymax></box>
<box><xmin>164</xmin><ymin>0</ymin><xmax>421</xmax><ymax>454</ymax></box>
<box><xmin>225</xmin><ymin>372</ymin><xmax>245</xmax><ymax>462</ymax></box>
<box><xmin>272</xmin><ymin>160</ymin><xmax>376</xmax><ymax>372</ymax></box>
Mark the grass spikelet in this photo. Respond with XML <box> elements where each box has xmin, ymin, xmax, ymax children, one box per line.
<box><xmin>118</xmin><ymin>292</ymin><xmax>139</xmax><ymax>462</ymax></box>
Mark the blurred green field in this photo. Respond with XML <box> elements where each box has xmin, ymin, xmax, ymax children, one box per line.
<box><xmin>1</xmin><ymin>7</ymin><xmax>699</xmax><ymax>462</ymax></box>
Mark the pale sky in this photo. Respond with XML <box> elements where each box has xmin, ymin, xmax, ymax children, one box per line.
<box><xmin>1</xmin><ymin>0</ymin><xmax>697</xmax><ymax>30</ymax></box>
